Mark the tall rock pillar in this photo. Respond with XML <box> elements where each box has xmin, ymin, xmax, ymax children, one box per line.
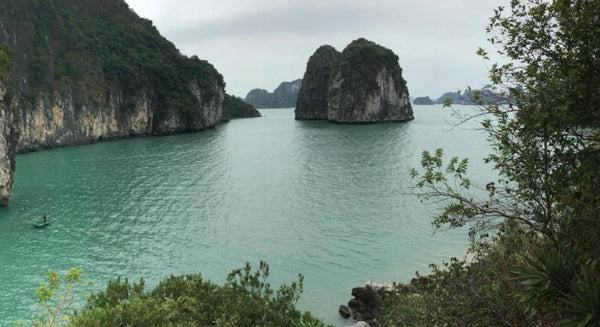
<box><xmin>327</xmin><ymin>38</ymin><xmax>413</xmax><ymax>123</ymax></box>
<box><xmin>0</xmin><ymin>80</ymin><xmax>17</xmax><ymax>207</ymax></box>
<box><xmin>295</xmin><ymin>45</ymin><xmax>340</xmax><ymax>120</ymax></box>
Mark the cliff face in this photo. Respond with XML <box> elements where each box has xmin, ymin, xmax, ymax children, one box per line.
<box><xmin>244</xmin><ymin>79</ymin><xmax>302</xmax><ymax>108</ymax></box>
<box><xmin>15</xmin><ymin>83</ymin><xmax>226</xmax><ymax>152</ymax></box>
<box><xmin>296</xmin><ymin>39</ymin><xmax>413</xmax><ymax>124</ymax></box>
<box><xmin>0</xmin><ymin>0</ymin><xmax>228</xmax><ymax>153</ymax></box>
<box><xmin>16</xmin><ymin>89</ymin><xmax>150</xmax><ymax>152</ymax></box>
<box><xmin>295</xmin><ymin>45</ymin><xmax>340</xmax><ymax>120</ymax></box>
<box><xmin>0</xmin><ymin>80</ymin><xmax>17</xmax><ymax>206</ymax></box>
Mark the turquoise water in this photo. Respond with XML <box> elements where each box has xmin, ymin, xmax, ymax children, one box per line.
<box><xmin>0</xmin><ymin>106</ymin><xmax>490</xmax><ymax>325</ymax></box>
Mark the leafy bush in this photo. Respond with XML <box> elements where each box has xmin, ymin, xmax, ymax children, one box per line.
<box><xmin>14</xmin><ymin>268</ymin><xmax>85</xmax><ymax>327</ymax></box>
<box><xmin>560</xmin><ymin>278</ymin><xmax>600</xmax><ymax>327</ymax></box>
<box><xmin>514</xmin><ymin>245</ymin><xmax>600</xmax><ymax>327</ymax></box>
<box><xmin>380</xmin><ymin>249</ymin><xmax>529</xmax><ymax>327</ymax></box>
<box><xmin>43</xmin><ymin>262</ymin><xmax>331</xmax><ymax>327</ymax></box>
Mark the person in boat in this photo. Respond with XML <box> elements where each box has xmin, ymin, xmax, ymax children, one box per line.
<box><xmin>43</xmin><ymin>214</ymin><xmax>47</xmax><ymax>223</ymax></box>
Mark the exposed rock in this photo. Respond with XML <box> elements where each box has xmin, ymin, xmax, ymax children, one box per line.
<box><xmin>0</xmin><ymin>79</ymin><xmax>17</xmax><ymax>206</ymax></box>
<box><xmin>341</xmin><ymin>282</ymin><xmax>399</xmax><ymax>327</ymax></box>
<box><xmin>225</xmin><ymin>94</ymin><xmax>261</xmax><ymax>119</ymax></box>
<box><xmin>339</xmin><ymin>305</ymin><xmax>351</xmax><ymax>319</ymax></box>
<box><xmin>295</xmin><ymin>45</ymin><xmax>340</xmax><ymax>120</ymax></box>
<box><xmin>413</xmin><ymin>96</ymin><xmax>435</xmax><ymax>105</ymax></box>
<box><xmin>244</xmin><ymin>79</ymin><xmax>302</xmax><ymax>108</ymax></box>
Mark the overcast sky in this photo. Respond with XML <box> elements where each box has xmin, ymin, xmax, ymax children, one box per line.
<box><xmin>125</xmin><ymin>0</ymin><xmax>508</xmax><ymax>99</ymax></box>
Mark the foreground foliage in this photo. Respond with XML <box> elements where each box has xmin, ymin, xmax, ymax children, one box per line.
<box><xmin>14</xmin><ymin>268</ymin><xmax>84</xmax><ymax>327</ymax></box>
<box><xmin>20</xmin><ymin>262</ymin><xmax>330</xmax><ymax>327</ymax></box>
<box><xmin>386</xmin><ymin>0</ymin><xmax>600</xmax><ymax>326</ymax></box>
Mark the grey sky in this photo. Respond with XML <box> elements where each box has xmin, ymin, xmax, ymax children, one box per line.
<box><xmin>125</xmin><ymin>0</ymin><xmax>507</xmax><ymax>99</ymax></box>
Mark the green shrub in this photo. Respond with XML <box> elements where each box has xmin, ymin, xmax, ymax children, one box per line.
<box><xmin>380</xmin><ymin>246</ymin><xmax>531</xmax><ymax>327</ymax></box>
<box><xmin>14</xmin><ymin>268</ymin><xmax>85</xmax><ymax>327</ymax></box>
<box><xmin>70</xmin><ymin>261</ymin><xmax>329</xmax><ymax>327</ymax></box>
<box><xmin>560</xmin><ymin>278</ymin><xmax>600</xmax><ymax>327</ymax></box>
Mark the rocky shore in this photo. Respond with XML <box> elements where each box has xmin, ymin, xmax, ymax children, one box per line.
<box><xmin>339</xmin><ymin>277</ymin><xmax>431</xmax><ymax>327</ymax></box>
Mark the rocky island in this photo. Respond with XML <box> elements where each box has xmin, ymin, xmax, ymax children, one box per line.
<box><xmin>436</xmin><ymin>90</ymin><xmax>506</xmax><ymax>105</ymax></box>
<box><xmin>436</xmin><ymin>91</ymin><xmax>465</xmax><ymax>105</ymax></box>
<box><xmin>0</xmin><ymin>0</ymin><xmax>257</xmax><ymax>206</ymax></box>
<box><xmin>296</xmin><ymin>38</ymin><xmax>413</xmax><ymax>124</ymax></box>
<box><xmin>244</xmin><ymin>79</ymin><xmax>302</xmax><ymax>108</ymax></box>
<box><xmin>413</xmin><ymin>96</ymin><xmax>435</xmax><ymax>105</ymax></box>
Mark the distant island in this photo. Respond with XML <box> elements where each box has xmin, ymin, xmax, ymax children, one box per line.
<box><xmin>411</xmin><ymin>91</ymin><xmax>508</xmax><ymax>106</ymax></box>
<box><xmin>295</xmin><ymin>38</ymin><xmax>413</xmax><ymax>124</ymax></box>
<box><xmin>436</xmin><ymin>90</ymin><xmax>507</xmax><ymax>105</ymax></box>
<box><xmin>244</xmin><ymin>79</ymin><xmax>302</xmax><ymax>108</ymax></box>
<box><xmin>413</xmin><ymin>96</ymin><xmax>435</xmax><ymax>105</ymax></box>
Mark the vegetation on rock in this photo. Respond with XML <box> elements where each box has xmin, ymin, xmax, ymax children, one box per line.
<box><xmin>226</xmin><ymin>94</ymin><xmax>262</xmax><ymax>119</ymax></box>
<box><xmin>330</xmin><ymin>38</ymin><xmax>407</xmax><ymax>100</ymax></box>
<box><xmin>0</xmin><ymin>0</ymin><xmax>224</xmax><ymax>127</ymax></box>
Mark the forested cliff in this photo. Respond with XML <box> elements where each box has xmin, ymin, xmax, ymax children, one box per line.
<box><xmin>0</xmin><ymin>0</ymin><xmax>234</xmax><ymax>205</ymax></box>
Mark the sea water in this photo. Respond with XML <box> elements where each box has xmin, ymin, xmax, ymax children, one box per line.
<box><xmin>0</xmin><ymin>106</ymin><xmax>491</xmax><ymax>325</ymax></box>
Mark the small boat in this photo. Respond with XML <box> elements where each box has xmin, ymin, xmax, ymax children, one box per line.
<box><xmin>33</xmin><ymin>221</ymin><xmax>51</xmax><ymax>228</ymax></box>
